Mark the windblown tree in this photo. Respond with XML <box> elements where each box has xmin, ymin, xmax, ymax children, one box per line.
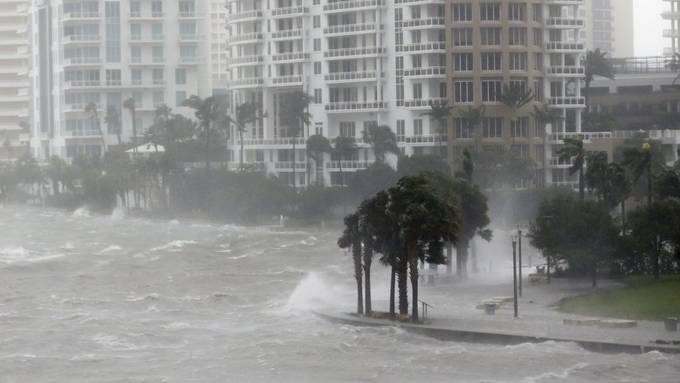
<box><xmin>627</xmin><ymin>199</ymin><xmax>680</xmax><ymax>279</ymax></box>
<box><xmin>421</xmin><ymin>103</ymin><xmax>454</xmax><ymax>157</ymax></box>
<box><xmin>306</xmin><ymin>134</ymin><xmax>332</xmax><ymax>185</ymax></box>
<box><xmin>235</xmin><ymin>102</ymin><xmax>266</xmax><ymax>172</ymax></box>
<box><xmin>456</xmin><ymin>105</ymin><xmax>485</xmax><ymax>152</ymax></box>
<box><xmin>656</xmin><ymin>167</ymin><xmax>680</xmax><ymax>200</ymax></box>
<box><xmin>584</xmin><ymin>49</ymin><xmax>615</xmax><ymax>112</ymax></box>
<box><xmin>105</xmin><ymin>105</ymin><xmax>123</xmax><ymax>146</ymax></box>
<box><xmin>362</xmin><ymin>125</ymin><xmax>399</xmax><ymax>163</ymax></box>
<box><xmin>585</xmin><ymin>152</ymin><xmax>631</xmax><ymax>227</ymax></box>
<box><xmin>333</xmin><ymin>136</ymin><xmax>357</xmax><ymax>187</ymax></box>
<box><xmin>531</xmin><ymin>104</ymin><xmax>563</xmax><ymax>186</ymax></box>
<box><xmin>557</xmin><ymin>136</ymin><xmax>586</xmax><ymax>200</ymax></box>
<box><xmin>623</xmin><ymin>142</ymin><xmax>655</xmax><ymax>207</ymax></box>
<box><xmin>123</xmin><ymin>97</ymin><xmax>138</xmax><ymax>155</ymax></box>
<box><xmin>529</xmin><ymin>195</ymin><xmax>619</xmax><ymax>287</ymax></box>
<box><xmin>498</xmin><ymin>83</ymin><xmax>534</xmax><ymax>138</ymax></box>
<box><xmin>183</xmin><ymin>95</ymin><xmax>228</xmax><ymax>172</ymax></box>
<box><xmin>280</xmin><ymin>91</ymin><xmax>313</xmax><ymax>187</ymax></box>
<box><xmin>338</xmin><ymin>213</ymin><xmax>364</xmax><ymax>315</ymax></box>
<box><xmin>85</xmin><ymin>102</ymin><xmax>107</xmax><ymax>155</ymax></box>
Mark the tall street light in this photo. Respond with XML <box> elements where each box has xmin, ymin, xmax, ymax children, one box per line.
<box><xmin>518</xmin><ymin>228</ymin><xmax>523</xmax><ymax>298</ymax></box>
<box><xmin>512</xmin><ymin>235</ymin><xmax>519</xmax><ymax>318</ymax></box>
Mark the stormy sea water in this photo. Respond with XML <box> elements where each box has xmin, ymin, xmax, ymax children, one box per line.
<box><xmin>0</xmin><ymin>205</ymin><xmax>678</xmax><ymax>382</ymax></box>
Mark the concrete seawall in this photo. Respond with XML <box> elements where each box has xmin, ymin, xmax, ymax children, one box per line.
<box><xmin>315</xmin><ymin>312</ymin><xmax>680</xmax><ymax>355</ymax></box>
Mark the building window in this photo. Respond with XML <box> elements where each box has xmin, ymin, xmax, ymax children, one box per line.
<box><xmin>313</xmin><ymin>15</ymin><xmax>320</xmax><ymax>28</ymax></box>
<box><xmin>481</xmin><ymin>79</ymin><xmax>502</xmax><ymax>102</ymax></box>
<box><xmin>508</xmin><ymin>3</ymin><xmax>526</xmax><ymax>21</ymax></box>
<box><xmin>314</xmin><ymin>88</ymin><xmax>322</xmax><ymax>104</ymax></box>
<box><xmin>452</xmin><ymin>28</ymin><xmax>473</xmax><ymax>47</ymax></box>
<box><xmin>340</xmin><ymin>122</ymin><xmax>356</xmax><ymax>138</ymax></box>
<box><xmin>452</xmin><ymin>4</ymin><xmax>472</xmax><ymax>22</ymax></box>
<box><xmin>105</xmin><ymin>1</ymin><xmax>121</xmax><ymax>63</ymax></box>
<box><xmin>313</xmin><ymin>38</ymin><xmax>321</xmax><ymax>51</ymax></box>
<box><xmin>511</xmin><ymin>117</ymin><xmax>529</xmax><ymax>138</ymax></box>
<box><xmin>314</xmin><ymin>62</ymin><xmax>322</xmax><ymax>75</ymax></box>
<box><xmin>413</xmin><ymin>119</ymin><xmax>423</xmax><ymax>136</ymax></box>
<box><xmin>509</xmin><ymin>27</ymin><xmax>527</xmax><ymax>46</ymax></box>
<box><xmin>176</xmin><ymin>69</ymin><xmax>186</xmax><ymax>85</ymax></box>
<box><xmin>454</xmin><ymin>80</ymin><xmax>474</xmax><ymax>103</ymax></box>
<box><xmin>480</xmin><ymin>28</ymin><xmax>501</xmax><ymax>46</ymax></box>
<box><xmin>480</xmin><ymin>3</ymin><xmax>501</xmax><ymax>21</ymax></box>
<box><xmin>453</xmin><ymin>53</ymin><xmax>473</xmax><ymax>71</ymax></box>
<box><xmin>509</xmin><ymin>52</ymin><xmax>528</xmax><ymax>71</ymax></box>
<box><xmin>176</xmin><ymin>91</ymin><xmax>186</xmax><ymax>106</ymax></box>
<box><xmin>482</xmin><ymin>118</ymin><xmax>503</xmax><ymax>138</ymax></box>
<box><xmin>397</xmin><ymin>120</ymin><xmax>405</xmax><ymax>139</ymax></box>
<box><xmin>481</xmin><ymin>52</ymin><xmax>502</xmax><ymax>71</ymax></box>
<box><xmin>454</xmin><ymin>118</ymin><xmax>471</xmax><ymax>139</ymax></box>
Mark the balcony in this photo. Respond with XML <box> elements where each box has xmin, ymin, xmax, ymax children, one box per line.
<box><xmin>271</xmin><ymin>29</ymin><xmax>303</xmax><ymax>40</ymax></box>
<box><xmin>325</xmin><ymin>161</ymin><xmax>372</xmax><ymax>170</ymax></box>
<box><xmin>548</xmin><ymin>96</ymin><xmax>585</xmax><ymax>108</ymax></box>
<box><xmin>323</xmin><ymin>0</ymin><xmax>386</xmax><ymax>13</ymax></box>
<box><xmin>398</xmin><ymin>17</ymin><xmax>446</xmax><ymax>29</ymax></box>
<box><xmin>230</xmin><ymin>78</ymin><xmax>264</xmax><ymax>89</ymax></box>
<box><xmin>271</xmin><ymin>6</ymin><xmax>309</xmax><ymax>18</ymax></box>
<box><xmin>275</xmin><ymin>161</ymin><xmax>307</xmax><ymax>170</ymax></box>
<box><xmin>324</xmin><ymin>101</ymin><xmax>388</xmax><ymax>113</ymax></box>
<box><xmin>229</xmin><ymin>55</ymin><xmax>264</xmax><ymax>67</ymax></box>
<box><xmin>546</xmin><ymin>66</ymin><xmax>585</xmax><ymax>77</ymax></box>
<box><xmin>397</xmin><ymin>42</ymin><xmax>446</xmax><ymax>53</ymax></box>
<box><xmin>63</xmin><ymin>57</ymin><xmax>101</xmax><ymax>66</ymax></box>
<box><xmin>228</xmin><ymin>10</ymin><xmax>264</xmax><ymax>22</ymax></box>
<box><xmin>403</xmin><ymin>66</ymin><xmax>446</xmax><ymax>78</ymax></box>
<box><xmin>324</xmin><ymin>23</ymin><xmax>381</xmax><ymax>35</ymax></box>
<box><xmin>62</xmin><ymin>12</ymin><xmax>100</xmax><ymax>22</ymax></box>
<box><xmin>324</xmin><ymin>71</ymin><xmax>380</xmax><ymax>83</ymax></box>
<box><xmin>62</xmin><ymin>35</ymin><xmax>101</xmax><ymax>44</ymax></box>
<box><xmin>230</xmin><ymin>137</ymin><xmax>307</xmax><ymax>147</ymax></box>
<box><xmin>545</xmin><ymin>17</ymin><xmax>585</xmax><ymax>28</ymax></box>
<box><xmin>269</xmin><ymin>75</ymin><xmax>304</xmax><ymax>87</ymax></box>
<box><xmin>228</xmin><ymin>32</ymin><xmax>264</xmax><ymax>45</ymax></box>
<box><xmin>403</xmin><ymin>98</ymin><xmax>448</xmax><ymax>109</ymax></box>
<box><xmin>324</xmin><ymin>47</ymin><xmax>387</xmax><ymax>60</ymax></box>
<box><xmin>546</xmin><ymin>41</ymin><xmax>584</xmax><ymax>52</ymax></box>
<box><xmin>271</xmin><ymin>52</ymin><xmax>310</xmax><ymax>63</ymax></box>
<box><xmin>398</xmin><ymin>135</ymin><xmax>448</xmax><ymax>145</ymax></box>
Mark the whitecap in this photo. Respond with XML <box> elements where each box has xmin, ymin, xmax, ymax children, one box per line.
<box><xmin>72</xmin><ymin>207</ymin><xmax>90</xmax><ymax>218</ymax></box>
<box><xmin>162</xmin><ymin>322</ymin><xmax>192</xmax><ymax>330</ymax></box>
<box><xmin>98</xmin><ymin>245</ymin><xmax>122</xmax><ymax>254</ymax></box>
<box><xmin>149</xmin><ymin>240</ymin><xmax>197</xmax><ymax>253</ymax></box>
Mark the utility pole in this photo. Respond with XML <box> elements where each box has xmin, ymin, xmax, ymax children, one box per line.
<box><xmin>512</xmin><ymin>237</ymin><xmax>518</xmax><ymax>318</ymax></box>
<box><xmin>518</xmin><ymin>229</ymin><xmax>523</xmax><ymax>298</ymax></box>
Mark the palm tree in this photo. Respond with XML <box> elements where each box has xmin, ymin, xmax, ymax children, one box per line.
<box><xmin>557</xmin><ymin>137</ymin><xmax>586</xmax><ymax>200</ymax></box>
<box><xmin>421</xmin><ymin>103</ymin><xmax>454</xmax><ymax>157</ymax></box>
<box><xmin>306</xmin><ymin>134</ymin><xmax>332</xmax><ymax>185</ymax></box>
<box><xmin>498</xmin><ymin>84</ymin><xmax>534</xmax><ymax>140</ymax></box>
<box><xmin>235</xmin><ymin>102</ymin><xmax>266</xmax><ymax>172</ymax></box>
<box><xmin>123</xmin><ymin>98</ymin><xmax>138</xmax><ymax>156</ymax></box>
<box><xmin>666</xmin><ymin>52</ymin><xmax>680</xmax><ymax>84</ymax></box>
<box><xmin>333</xmin><ymin>136</ymin><xmax>357</xmax><ymax>187</ymax></box>
<box><xmin>623</xmin><ymin>143</ymin><xmax>654</xmax><ymax>207</ymax></box>
<box><xmin>456</xmin><ymin>105</ymin><xmax>485</xmax><ymax>152</ymax></box>
<box><xmin>362</xmin><ymin>125</ymin><xmax>399</xmax><ymax>163</ymax></box>
<box><xmin>280</xmin><ymin>91</ymin><xmax>313</xmax><ymax>188</ymax></box>
<box><xmin>584</xmin><ymin>49</ymin><xmax>615</xmax><ymax>112</ymax></box>
<box><xmin>105</xmin><ymin>106</ymin><xmax>123</xmax><ymax>146</ymax></box>
<box><xmin>85</xmin><ymin>102</ymin><xmax>107</xmax><ymax>156</ymax></box>
<box><xmin>338</xmin><ymin>213</ymin><xmax>363</xmax><ymax>315</ymax></box>
<box><xmin>183</xmin><ymin>95</ymin><xmax>226</xmax><ymax>171</ymax></box>
<box><xmin>531</xmin><ymin>104</ymin><xmax>563</xmax><ymax>187</ymax></box>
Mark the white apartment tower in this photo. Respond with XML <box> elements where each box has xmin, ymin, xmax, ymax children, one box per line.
<box><xmin>664</xmin><ymin>0</ymin><xmax>680</xmax><ymax>56</ymax></box>
<box><xmin>583</xmin><ymin>0</ymin><xmax>634</xmax><ymax>57</ymax></box>
<box><xmin>0</xmin><ymin>0</ymin><xmax>31</xmax><ymax>159</ymax></box>
<box><xmin>226</xmin><ymin>0</ymin><xmax>585</xmax><ymax>188</ymax></box>
<box><xmin>29</xmin><ymin>0</ymin><xmax>212</xmax><ymax>160</ymax></box>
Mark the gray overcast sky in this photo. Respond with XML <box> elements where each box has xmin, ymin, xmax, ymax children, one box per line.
<box><xmin>634</xmin><ymin>0</ymin><xmax>665</xmax><ymax>56</ymax></box>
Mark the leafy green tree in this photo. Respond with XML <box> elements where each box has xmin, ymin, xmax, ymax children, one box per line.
<box><xmin>280</xmin><ymin>91</ymin><xmax>313</xmax><ymax>187</ymax></box>
<box><xmin>105</xmin><ymin>105</ymin><xmax>123</xmax><ymax>145</ymax></box>
<box><xmin>530</xmin><ymin>195</ymin><xmax>619</xmax><ymax>287</ymax></box>
<box><xmin>531</xmin><ymin>104</ymin><xmax>562</xmax><ymax>186</ymax></box>
<box><xmin>472</xmin><ymin>148</ymin><xmax>535</xmax><ymax>190</ymax></box>
<box><xmin>456</xmin><ymin>105</ymin><xmax>485</xmax><ymax>152</ymax></box>
<box><xmin>85</xmin><ymin>102</ymin><xmax>106</xmax><ymax>155</ymax></box>
<box><xmin>656</xmin><ymin>168</ymin><xmax>680</xmax><ymax>200</ymax></box>
<box><xmin>584</xmin><ymin>49</ymin><xmax>615</xmax><ymax>112</ymax></box>
<box><xmin>362</xmin><ymin>125</ymin><xmax>399</xmax><ymax>163</ymax></box>
<box><xmin>338</xmin><ymin>213</ymin><xmax>364</xmax><ymax>315</ymax></box>
<box><xmin>306</xmin><ymin>134</ymin><xmax>332</xmax><ymax>185</ymax></box>
<box><xmin>421</xmin><ymin>103</ymin><xmax>454</xmax><ymax>157</ymax></box>
<box><xmin>333</xmin><ymin>136</ymin><xmax>357</xmax><ymax>187</ymax></box>
<box><xmin>585</xmin><ymin>152</ymin><xmax>631</xmax><ymax>227</ymax></box>
<box><xmin>623</xmin><ymin>143</ymin><xmax>657</xmax><ymax>207</ymax></box>
<box><xmin>627</xmin><ymin>199</ymin><xmax>680</xmax><ymax>279</ymax></box>
<box><xmin>348</xmin><ymin>162</ymin><xmax>397</xmax><ymax>201</ymax></box>
<box><xmin>235</xmin><ymin>102</ymin><xmax>266</xmax><ymax>172</ymax></box>
<box><xmin>397</xmin><ymin>154</ymin><xmax>450</xmax><ymax>178</ymax></box>
<box><xmin>557</xmin><ymin>137</ymin><xmax>586</xmax><ymax>200</ymax></box>
<box><xmin>45</xmin><ymin>156</ymin><xmax>70</xmax><ymax>195</ymax></box>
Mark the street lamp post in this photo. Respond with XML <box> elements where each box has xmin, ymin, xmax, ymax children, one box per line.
<box><xmin>512</xmin><ymin>236</ymin><xmax>519</xmax><ymax>318</ymax></box>
<box><xmin>518</xmin><ymin>229</ymin><xmax>523</xmax><ymax>298</ymax></box>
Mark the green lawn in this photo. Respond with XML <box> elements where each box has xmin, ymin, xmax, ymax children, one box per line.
<box><xmin>559</xmin><ymin>276</ymin><xmax>680</xmax><ymax>321</ymax></box>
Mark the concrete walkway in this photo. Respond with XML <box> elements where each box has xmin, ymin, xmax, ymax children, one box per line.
<box><xmin>324</xmin><ymin>273</ymin><xmax>680</xmax><ymax>354</ymax></box>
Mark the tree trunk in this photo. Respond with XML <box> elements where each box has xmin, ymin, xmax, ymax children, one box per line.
<box><xmin>446</xmin><ymin>243</ymin><xmax>453</xmax><ymax>274</ymax></box>
<box><xmin>239</xmin><ymin>128</ymin><xmax>245</xmax><ymax>172</ymax></box>
<box><xmin>363</xmin><ymin>247</ymin><xmax>372</xmax><ymax>316</ymax></box>
<box><xmin>647</xmin><ymin>161</ymin><xmax>653</xmax><ymax>208</ymax></box>
<box><xmin>408</xmin><ymin>243</ymin><xmax>419</xmax><ymax>322</ymax></box>
<box><xmin>389</xmin><ymin>266</ymin><xmax>396</xmax><ymax>317</ymax></box>
<box><xmin>456</xmin><ymin>240</ymin><xmax>469</xmax><ymax>279</ymax></box>
<box><xmin>353</xmin><ymin>240</ymin><xmax>363</xmax><ymax>315</ymax></box>
<box><xmin>398</xmin><ymin>255</ymin><xmax>408</xmax><ymax>317</ymax></box>
<box><xmin>621</xmin><ymin>200</ymin><xmax>626</xmax><ymax>233</ymax></box>
<box><xmin>585</xmin><ymin>80</ymin><xmax>591</xmax><ymax>113</ymax></box>
<box><xmin>471</xmin><ymin>239</ymin><xmax>478</xmax><ymax>274</ymax></box>
<box><xmin>655</xmin><ymin>236</ymin><xmax>661</xmax><ymax>280</ymax></box>
<box><xmin>292</xmin><ymin>136</ymin><xmax>297</xmax><ymax>188</ymax></box>
<box><xmin>579</xmin><ymin>164</ymin><xmax>585</xmax><ymax>201</ymax></box>
<box><xmin>542</xmin><ymin>124</ymin><xmax>548</xmax><ymax>187</ymax></box>
<box><xmin>546</xmin><ymin>255</ymin><xmax>551</xmax><ymax>284</ymax></box>
<box><xmin>592</xmin><ymin>260</ymin><xmax>598</xmax><ymax>288</ymax></box>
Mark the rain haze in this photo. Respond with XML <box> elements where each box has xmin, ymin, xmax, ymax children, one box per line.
<box><xmin>1</xmin><ymin>0</ymin><xmax>679</xmax><ymax>382</ymax></box>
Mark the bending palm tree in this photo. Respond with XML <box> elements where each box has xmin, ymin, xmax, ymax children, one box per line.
<box><xmin>333</xmin><ymin>136</ymin><xmax>357</xmax><ymax>187</ymax></box>
<box><xmin>235</xmin><ymin>102</ymin><xmax>266</xmax><ymax>172</ymax></box>
<box><xmin>306</xmin><ymin>134</ymin><xmax>332</xmax><ymax>185</ymax></box>
<box><xmin>105</xmin><ymin>106</ymin><xmax>122</xmax><ymax>146</ymax></box>
<box><xmin>183</xmin><ymin>95</ymin><xmax>225</xmax><ymax>171</ymax></box>
<box><xmin>421</xmin><ymin>103</ymin><xmax>454</xmax><ymax>158</ymax></box>
<box><xmin>280</xmin><ymin>91</ymin><xmax>313</xmax><ymax>188</ymax></box>
<box><xmin>498</xmin><ymin>84</ymin><xmax>534</xmax><ymax>140</ymax></box>
<box><xmin>123</xmin><ymin>98</ymin><xmax>138</xmax><ymax>157</ymax></box>
<box><xmin>362</xmin><ymin>125</ymin><xmax>399</xmax><ymax>163</ymax></box>
<box><xmin>623</xmin><ymin>143</ymin><xmax>654</xmax><ymax>207</ymax></box>
<box><xmin>85</xmin><ymin>102</ymin><xmax>106</xmax><ymax>156</ymax></box>
<box><xmin>456</xmin><ymin>105</ymin><xmax>485</xmax><ymax>152</ymax></box>
<box><xmin>557</xmin><ymin>137</ymin><xmax>586</xmax><ymax>200</ymax></box>
<box><xmin>584</xmin><ymin>49</ymin><xmax>615</xmax><ymax>112</ymax></box>
<box><xmin>531</xmin><ymin>104</ymin><xmax>563</xmax><ymax>187</ymax></box>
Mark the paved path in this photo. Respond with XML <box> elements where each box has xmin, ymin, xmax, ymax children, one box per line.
<box><xmin>345</xmin><ymin>272</ymin><xmax>680</xmax><ymax>353</ymax></box>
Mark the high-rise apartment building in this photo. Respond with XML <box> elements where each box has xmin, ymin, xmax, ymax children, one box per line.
<box><xmin>210</xmin><ymin>0</ymin><xmax>230</xmax><ymax>93</ymax></box>
<box><xmin>28</xmin><ymin>0</ymin><xmax>212</xmax><ymax>160</ymax></box>
<box><xmin>226</xmin><ymin>0</ymin><xmax>585</xmax><ymax>188</ymax></box>
<box><xmin>0</xmin><ymin>0</ymin><xmax>31</xmax><ymax>159</ymax></box>
<box><xmin>663</xmin><ymin>0</ymin><xmax>680</xmax><ymax>56</ymax></box>
<box><xmin>583</xmin><ymin>0</ymin><xmax>634</xmax><ymax>57</ymax></box>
